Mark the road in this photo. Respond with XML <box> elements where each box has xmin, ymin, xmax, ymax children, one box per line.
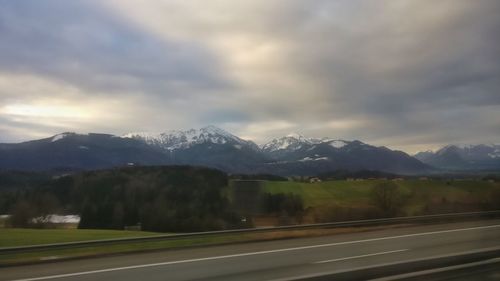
<box><xmin>1</xmin><ymin>220</ymin><xmax>500</xmax><ymax>281</ymax></box>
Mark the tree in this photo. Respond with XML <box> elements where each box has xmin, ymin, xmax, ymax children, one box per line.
<box><xmin>35</xmin><ymin>193</ymin><xmax>60</xmax><ymax>216</ymax></box>
<box><xmin>263</xmin><ymin>193</ymin><xmax>304</xmax><ymax>224</ymax></box>
<box><xmin>370</xmin><ymin>182</ymin><xmax>403</xmax><ymax>217</ymax></box>
<box><xmin>9</xmin><ymin>200</ymin><xmax>36</xmax><ymax>228</ymax></box>
<box><xmin>111</xmin><ymin>203</ymin><xmax>125</xmax><ymax>229</ymax></box>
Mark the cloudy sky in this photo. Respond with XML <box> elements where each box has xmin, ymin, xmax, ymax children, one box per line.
<box><xmin>0</xmin><ymin>0</ymin><xmax>499</xmax><ymax>153</ymax></box>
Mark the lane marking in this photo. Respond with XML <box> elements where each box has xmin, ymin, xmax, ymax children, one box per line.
<box><xmin>10</xmin><ymin>223</ymin><xmax>500</xmax><ymax>281</ymax></box>
<box><xmin>313</xmin><ymin>249</ymin><xmax>409</xmax><ymax>264</ymax></box>
<box><xmin>371</xmin><ymin>257</ymin><xmax>500</xmax><ymax>281</ymax></box>
<box><xmin>270</xmin><ymin>248</ymin><xmax>500</xmax><ymax>281</ymax></box>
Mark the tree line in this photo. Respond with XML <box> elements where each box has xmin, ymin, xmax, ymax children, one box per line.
<box><xmin>4</xmin><ymin>166</ymin><xmax>243</xmax><ymax>232</ymax></box>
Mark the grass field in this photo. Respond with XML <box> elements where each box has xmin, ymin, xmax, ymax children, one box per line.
<box><xmin>0</xmin><ymin>228</ymin><xmax>161</xmax><ymax>248</ymax></box>
<box><xmin>262</xmin><ymin>179</ymin><xmax>500</xmax><ymax>215</ymax></box>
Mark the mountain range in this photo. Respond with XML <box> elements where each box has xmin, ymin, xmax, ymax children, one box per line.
<box><xmin>414</xmin><ymin>144</ymin><xmax>500</xmax><ymax>171</ymax></box>
<box><xmin>0</xmin><ymin>126</ymin><xmax>497</xmax><ymax>175</ymax></box>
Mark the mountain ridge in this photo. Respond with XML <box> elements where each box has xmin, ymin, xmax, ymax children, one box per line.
<box><xmin>1</xmin><ymin>126</ymin><xmax>479</xmax><ymax>175</ymax></box>
<box><xmin>122</xmin><ymin>125</ymin><xmax>260</xmax><ymax>151</ymax></box>
<box><xmin>415</xmin><ymin>144</ymin><xmax>500</xmax><ymax>170</ymax></box>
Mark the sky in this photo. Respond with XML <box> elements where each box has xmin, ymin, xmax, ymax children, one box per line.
<box><xmin>0</xmin><ymin>0</ymin><xmax>499</xmax><ymax>153</ymax></box>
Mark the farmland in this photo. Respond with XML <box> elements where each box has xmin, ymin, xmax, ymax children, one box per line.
<box><xmin>262</xmin><ymin>179</ymin><xmax>500</xmax><ymax>217</ymax></box>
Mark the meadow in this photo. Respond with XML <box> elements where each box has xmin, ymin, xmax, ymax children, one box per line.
<box><xmin>262</xmin><ymin>179</ymin><xmax>500</xmax><ymax>218</ymax></box>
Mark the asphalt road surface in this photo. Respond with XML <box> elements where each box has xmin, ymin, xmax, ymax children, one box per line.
<box><xmin>1</xmin><ymin>219</ymin><xmax>500</xmax><ymax>281</ymax></box>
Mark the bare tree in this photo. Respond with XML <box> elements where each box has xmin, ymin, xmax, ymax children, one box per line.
<box><xmin>371</xmin><ymin>182</ymin><xmax>402</xmax><ymax>217</ymax></box>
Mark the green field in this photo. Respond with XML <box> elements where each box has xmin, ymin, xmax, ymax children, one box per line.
<box><xmin>0</xmin><ymin>228</ymin><xmax>161</xmax><ymax>248</ymax></box>
<box><xmin>262</xmin><ymin>179</ymin><xmax>500</xmax><ymax>215</ymax></box>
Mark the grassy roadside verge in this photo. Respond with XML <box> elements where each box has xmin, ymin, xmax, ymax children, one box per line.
<box><xmin>0</xmin><ymin>229</ymin><xmax>161</xmax><ymax>248</ymax></box>
<box><xmin>0</xmin><ymin>224</ymin><xmax>411</xmax><ymax>266</ymax></box>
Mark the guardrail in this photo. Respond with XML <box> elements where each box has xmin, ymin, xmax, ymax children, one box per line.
<box><xmin>1</xmin><ymin>210</ymin><xmax>499</xmax><ymax>254</ymax></box>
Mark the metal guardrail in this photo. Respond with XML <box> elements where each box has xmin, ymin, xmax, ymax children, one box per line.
<box><xmin>1</xmin><ymin>210</ymin><xmax>499</xmax><ymax>254</ymax></box>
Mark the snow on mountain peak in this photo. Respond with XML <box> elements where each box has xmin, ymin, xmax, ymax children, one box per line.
<box><xmin>285</xmin><ymin>132</ymin><xmax>305</xmax><ymax>139</ymax></box>
<box><xmin>123</xmin><ymin>126</ymin><xmax>254</xmax><ymax>150</ymax></box>
<box><xmin>422</xmin><ymin>143</ymin><xmax>500</xmax><ymax>160</ymax></box>
<box><xmin>261</xmin><ymin>134</ymin><xmax>312</xmax><ymax>152</ymax></box>
<box><xmin>328</xmin><ymin>140</ymin><xmax>348</xmax><ymax>149</ymax></box>
<box><xmin>51</xmin><ymin>132</ymin><xmax>75</xmax><ymax>142</ymax></box>
<box><xmin>122</xmin><ymin>132</ymin><xmax>161</xmax><ymax>141</ymax></box>
<box><xmin>200</xmin><ymin>125</ymin><xmax>229</xmax><ymax>135</ymax></box>
<box><xmin>262</xmin><ymin>133</ymin><xmax>351</xmax><ymax>152</ymax></box>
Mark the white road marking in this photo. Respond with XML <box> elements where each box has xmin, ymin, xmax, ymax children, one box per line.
<box><xmin>313</xmin><ymin>249</ymin><xmax>409</xmax><ymax>264</ymax></box>
<box><xmin>10</xmin><ymin>223</ymin><xmax>500</xmax><ymax>281</ymax></box>
<box><xmin>371</xmin><ymin>257</ymin><xmax>500</xmax><ymax>281</ymax></box>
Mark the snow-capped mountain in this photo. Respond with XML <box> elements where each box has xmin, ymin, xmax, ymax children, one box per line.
<box><xmin>0</xmin><ymin>126</ymin><xmax>434</xmax><ymax>175</ymax></box>
<box><xmin>261</xmin><ymin>134</ymin><xmax>349</xmax><ymax>156</ymax></box>
<box><xmin>122</xmin><ymin>126</ymin><xmax>266</xmax><ymax>173</ymax></box>
<box><xmin>0</xmin><ymin>132</ymin><xmax>169</xmax><ymax>171</ymax></box>
<box><xmin>261</xmin><ymin>133</ymin><xmax>313</xmax><ymax>153</ymax></box>
<box><xmin>415</xmin><ymin>144</ymin><xmax>500</xmax><ymax>170</ymax></box>
<box><xmin>51</xmin><ymin>132</ymin><xmax>79</xmax><ymax>142</ymax></box>
<box><xmin>262</xmin><ymin>135</ymin><xmax>428</xmax><ymax>175</ymax></box>
<box><xmin>123</xmin><ymin>125</ymin><xmax>259</xmax><ymax>151</ymax></box>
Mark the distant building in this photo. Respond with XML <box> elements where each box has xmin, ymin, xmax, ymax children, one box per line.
<box><xmin>309</xmin><ymin>177</ymin><xmax>322</xmax><ymax>183</ymax></box>
<box><xmin>31</xmin><ymin>214</ymin><xmax>80</xmax><ymax>225</ymax></box>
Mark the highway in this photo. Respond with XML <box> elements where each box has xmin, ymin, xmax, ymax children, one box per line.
<box><xmin>1</xmin><ymin>219</ymin><xmax>500</xmax><ymax>281</ymax></box>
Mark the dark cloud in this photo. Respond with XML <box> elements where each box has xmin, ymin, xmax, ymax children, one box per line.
<box><xmin>0</xmin><ymin>0</ymin><xmax>230</xmax><ymax>97</ymax></box>
<box><xmin>0</xmin><ymin>0</ymin><xmax>499</xmax><ymax>152</ymax></box>
<box><xmin>250</xmin><ymin>0</ymin><xmax>500</xmax><ymax>149</ymax></box>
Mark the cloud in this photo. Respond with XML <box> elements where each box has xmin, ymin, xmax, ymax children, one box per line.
<box><xmin>0</xmin><ymin>0</ymin><xmax>229</xmax><ymax>95</ymax></box>
<box><xmin>0</xmin><ymin>0</ymin><xmax>499</xmax><ymax>152</ymax></box>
